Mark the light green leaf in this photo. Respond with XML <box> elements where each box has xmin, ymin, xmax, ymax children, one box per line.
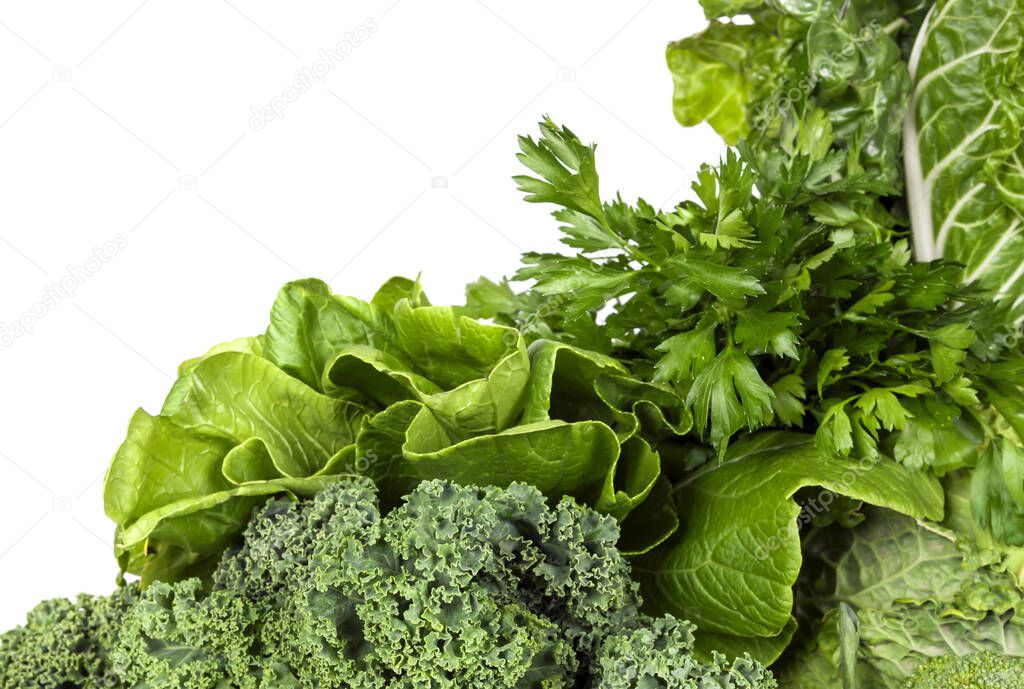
<box><xmin>771</xmin><ymin>374</ymin><xmax>807</xmax><ymax>427</ymax></box>
<box><xmin>694</xmin><ymin>619</ymin><xmax>797</xmax><ymax>666</ymax></box>
<box><xmin>817</xmin><ymin>403</ymin><xmax>854</xmax><ymax>455</ymax></box>
<box><xmin>832</xmin><ymin>511</ymin><xmax>1024</xmax><ymax>685</ymax></box>
<box><xmin>893</xmin><ymin>398</ymin><xmax>984</xmax><ymax>473</ymax></box>
<box><xmin>178</xmin><ymin>335</ymin><xmax>264</xmax><ymax>376</ymax></box>
<box><xmin>666</xmin><ymin>23</ymin><xmax>779</xmax><ymax>144</ymax></box>
<box><xmin>653</xmin><ymin>319</ymin><xmax>717</xmax><ymax>383</ymax></box>
<box><xmin>161</xmin><ymin>353</ymin><xmax>364</xmax><ymax>478</ymax></box>
<box><xmin>837</xmin><ymin>603</ymin><xmax>860</xmax><ymax>689</ymax></box>
<box><xmin>391</xmin><ymin>301</ymin><xmax>521</xmax><ymax>390</ymax></box>
<box><xmin>854</xmin><ymin>389</ymin><xmax>910</xmax><ymax>432</ymax></box>
<box><xmin>104</xmin><ymin>410</ymin><xmax>236</xmax><ymax>533</ymax></box>
<box><xmin>402</xmin><ymin>411</ymin><xmax>620</xmax><ymax>505</ymax></box>
<box><xmin>323</xmin><ymin>345</ymin><xmax>431</xmax><ymax>406</ymax></box>
<box><xmin>464</xmin><ymin>277</ymin><xmax>520</xmax><ymax>319</ymax></box>
<box><xmin>817</xmin><ymin>348</ymin><xmax>850</xmax><ymax>395</ymax></box>
<box><xmin>263</xmin><ymin>278</ymin><xmax>397</xmax><ymax>391</ymax></box>
<box><xmin>514</xmin><ymin>118</ymin><xmax>604</xmax><ymax>220</ymax></box>
<box><xmin>972</xmin><ymin>438</ymin><xmax>1024</xmax><ymax>546</ymax></box>
<box><xmin>735</xmin><ymin>309</ymin><xmax>801</xmax><ymax>358</ymax></box>
<box><xmin>371</xmin><ymin>275</ymin><xmax>429</xmax><ymax>312</ymax></box>
<box><xmin>104</xmin><ymin>352</ymin><xmax>366</xmax><ymax>581</ymax></box>
<box><xmin>635</xmin><ymin>433</ymin><xmax>944</xmax><ymax>646</ymax></box>
<box><xmin>929</xmin><ymin>322</ymin><xmax>976</xmax><ymax>383</ymax></box>
<box><xmin>594</xmin><ymin>437</ymin><xmax>661</xmax><ymax>520</ymax></box>
<box><xmin>618</xmin><ymin>476</ymin><xmax>679</xmax><ymax>556</ymax></box>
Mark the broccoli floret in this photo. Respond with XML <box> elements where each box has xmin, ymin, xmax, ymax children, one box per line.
<box><xmin>0</xmin><ymin>585</ymin><xmax>136</xmax><ymax>689</ymax></box>
<box><xmin>5</xmin><ymin>479</ymin><xmax>777</xmax><ymax>688</ymax></box>
<box><xmin>903</xmin><ymin>652</ymin><xmax>1024</xmax><ymax>689</ymax></box>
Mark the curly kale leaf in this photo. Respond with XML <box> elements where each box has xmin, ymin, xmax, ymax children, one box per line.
<box><xmin>593</xmin><ymin>616</ymin><xmax>776</xmax><ymax>689</ymax></box>
<box><xmin>0</xmin><ymin>586</ymin><xmax>136</xmax><ymax>689</ymax></box>
<box><xmin>106</xmin><ymin>478</ymin><xmax>774</xmax><ymax>688</ymax></box>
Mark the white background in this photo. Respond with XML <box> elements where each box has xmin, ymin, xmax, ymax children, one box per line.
<box><xmin>0</xmin><ymin>1</ymin><xmax>719</xmax><ymax>630</ymax></box>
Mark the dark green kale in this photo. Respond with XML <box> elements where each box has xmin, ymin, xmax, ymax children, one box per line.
<box><xmin>2</xmin><ymin>479</ymin><xmax>776</xmax><ymax>689</ymax></box>
<box><xmin>0</xmin><ymin>585</ymin><xmax>136</xmax><ymax>689</ymax></box>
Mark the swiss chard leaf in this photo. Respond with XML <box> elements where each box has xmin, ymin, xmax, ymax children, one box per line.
<box><xmin>905</xmin><ymin>0</ymin><xmax>1024</xmax><ymax>313</ymax></box>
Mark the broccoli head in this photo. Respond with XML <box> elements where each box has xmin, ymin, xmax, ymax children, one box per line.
<box><xmin>903</xmin><ymin>652</ymin><xmax>1024</xmax><ymax>689</ymax></box>
<box><xmin>3</xmin><ymin>479</ymin><xmax>776</xmax><ymax>688</ymax></box>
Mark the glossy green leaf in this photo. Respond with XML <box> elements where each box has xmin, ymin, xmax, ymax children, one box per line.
<box><xmin>105</xmin><ymin>352</ymin><xmax>365</xmax><ymax>581</ymax></box>
<box><xmin>263</xmin><ymin>278</ymin><xmax>398</xmax><ymax>391</ymax></box>
<box><xmin>635</xmin><ymin>433</ymin><xmax>943</xmax><ymax>647</ymax></box>
<box><xmin>667</xmin><ymin>22</ymin><xmax>781</xmax><ymax>144</ymax></box>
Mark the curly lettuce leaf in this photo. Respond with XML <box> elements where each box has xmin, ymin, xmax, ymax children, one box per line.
<box><xmin>105</xmin><ymin>278</ymin><xmax>694</xmax><ymax>583</ymax></box>
<box><xmin>263</xmin><ymin>278</ymin><xmax>403</xmax><ymax>391</ymax></box>
<box><xmin>344</xmin><ymin>340</ymin><xmax>690</xmax><ymax>555</ymax></box>
<box><xmin>667</xmin><ymin>21</ymin><xmax>784</xmax><ymax>144</ymax></box>
<box><xmin>104</xmin><ymin>352</ymin><xmax>365</xmax><ymax>582</ymax></box>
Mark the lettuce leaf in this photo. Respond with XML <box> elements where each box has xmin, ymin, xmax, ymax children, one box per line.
<box><xmin>104</xmin><ymin>278</ymin><xmax>692</xmax><ymax>583</ymax></box>
<box><xmin>634</xmin><ymin>433</ymin><xmax>943</xmax><ymax>662</ymax></box>
<box><xmin>105</xmin><ymin>353</ymin><xmax>365</xmax><ymax>582</ymax></box>
<box><xmin>666</xmin><ymin>21</ymin><xmax>784</xmax><ymax>144</ymax></box>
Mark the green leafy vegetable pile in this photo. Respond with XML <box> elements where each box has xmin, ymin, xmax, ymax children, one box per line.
<box><xmin>2</xmin><ymin>0</ymin><xmax>1023</xmax><ymax>686</ymax></box>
